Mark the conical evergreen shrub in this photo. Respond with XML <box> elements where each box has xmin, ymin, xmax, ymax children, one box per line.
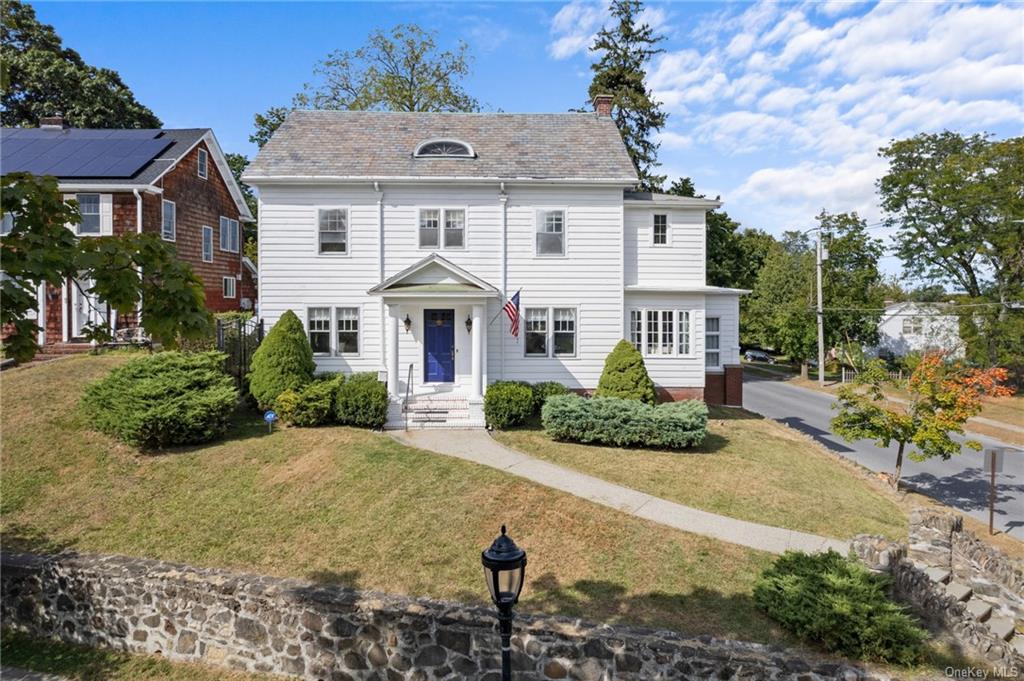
<box><xmin>248</xmin><ymin>310</ymin><xmax>315</xmax><ymax>408</ymax></box>
<box><xmin>595</xmin><ymin>339</ymin><xmax>657</xmax><ymax>405</ymax></box>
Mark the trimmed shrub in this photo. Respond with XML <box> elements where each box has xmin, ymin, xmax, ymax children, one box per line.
<box><xmin>276</xmin><ymin>375</ymin><xmax>341</xmax><ymax>427</ymax></box>
<box><xmin>81</xmin><ymin>351</ymin><xmax>237</xmax><ymax>449</ymax></box>
<box><xmin>541</xmin><ymin>394</ymin><xmax>707</xmax><ymax>449</ymax></box>
<box><xmin>248</xmin><ymin>310</ymin><xmax>314</xmax><ymax>409</ymax></box>
<box><xmin>753</xmin><ymin>551</ymin><xmax>927</xmax><ymax>666</ymax></box>
<box><xmin>596</xmin><ymin>339</ymin><xmax>657</xmax><ymax>405</ymax></box>
<box><xmin>484</xmin><ymin>381</ymin><xmax>535</xmax><ymax>429</ymax></box>
<box><xmin>530</xmin><ymin>381</ymin><xmax>570</xmax><ymax>412</ymax></box>
<box><xmin>335</xmin><ymin>372</ymin><xmax>389</xmax><ymax>429</ymax></box>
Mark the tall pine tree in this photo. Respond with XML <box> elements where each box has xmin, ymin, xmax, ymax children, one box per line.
<box><xmin>588</xmin><ymin>0</ymin><xmax>667</xmax><ymax>191</ymax></box>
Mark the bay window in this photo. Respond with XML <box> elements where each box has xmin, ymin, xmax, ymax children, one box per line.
<box><xmin>634</xmin><ymin>308</ymin><xmax>694</xmax><ymax>358</ymax></box>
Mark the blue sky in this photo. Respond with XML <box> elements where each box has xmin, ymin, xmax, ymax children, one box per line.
<box><xmin>35</xmin><ymin>1</ymin><xmax>1024</xmax><ymax>274</ymax></box>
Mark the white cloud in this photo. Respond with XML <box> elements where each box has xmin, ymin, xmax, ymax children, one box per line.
<box><xmin>547</xmin><ymin>1</ymin><xmax>604</xmax><ymax>60</ymax></box>
<box><xmin>657</xmin><ymin>131</ymin><xmax>693</xmax><ymax>150</ymax></box>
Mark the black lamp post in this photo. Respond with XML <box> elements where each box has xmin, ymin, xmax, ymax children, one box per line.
<box><xmin>481</xmin><ymin>525</ymin><xmax>527</xmax><ymax>681</ymax></box>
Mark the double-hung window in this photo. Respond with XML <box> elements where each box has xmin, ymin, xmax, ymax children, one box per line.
<box><xmin>197</xmin><ymin>148</ymin><xmax>209</xmax><ymax>179</ymax></box>
<box><xmin>653</xmin><ymin>214</ymin><xmax>668</xmax><ymax>245</ymax></box>
<box><xmin>419</xmin><ymin>208</ymin><xmax>465</xmax><ymax>249</ymax></box>
<box><xmin>220</xmin><ymin>216</ymin><xmax>239</xmax><ymax>253</ymax></box>
<box><xmin>705</xmin><ymin>317</ymin><xmax>720</xmax><ymax>367</ymax></box>
<box><xmin>318</xmin><ymin>208</ymin><xmax>347</xmax><ymax>254</ymax></box>
<box><xmin>222</xmin><ymin>276</ymin><xmax>236</xmax><ymax>299</ymax></box>
<box><xmin>902</xmin><ymin>317</ymin><xmax>923</xmax><ymax>335</ymax></box>
<box><xmin>553</xmin><ymin>308</ymin><xmax>577</xmax><ymax>356</ymax></box>
<box><xmin>77</xmin><ymin>194</ymin><xmax>101</xmax><ymax>235</ymax></box>
<box><xmin>202</xmin><ymin>226</ymin><xmax>213</xmax><ymax>262</ymax></box>
<box><xmin>536</xmin><ymin>210</ymin><xmax>565</xmax><ymax>256</ymax></box>
<box><xmin>161</xmin><ymin>200</ymin><xmax>176</xmax><ymax>241</ymax></box>
<box><xmin>336</xmin><ymin>307</ymin><xmax>359</xmax><ymax>354</ymax></box>
<box><xmin>307</xmin><ymin>307</ymin><xmax>331</xmax><ymax>355</ymax></box>
<box><xmin>524</xmin><ymin>308</ymin><xmax>548</xmax><ymax>356</ymax></box>
<box><xmin>634</xmin><ymin>309</ymin><xmax>694</xmax><ymax>358</ymax></box>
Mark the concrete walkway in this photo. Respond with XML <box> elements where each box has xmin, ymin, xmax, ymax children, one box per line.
<box><xmin>392</xmin><ymin>429</ymin><xmax>849</xmax><ymax>556</ymax></box>
<box><xmin>1</xmin><ymin>667</ymin><xmax>69</xmax><ymax>681</ymax></box>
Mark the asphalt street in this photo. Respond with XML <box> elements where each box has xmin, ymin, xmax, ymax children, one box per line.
<box><xmin>742</xmin><ymin>371</ymin><xmax>1024</xmax><ymax>537</ymax></box>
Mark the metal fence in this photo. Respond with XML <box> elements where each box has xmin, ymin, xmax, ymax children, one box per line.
<box><xmin>840</xmin><ymin>367</ymin><xmax>906</xmax><ymax>384</ymax></box>
<box><xmin>215</xmin><ymin>316</ymin><xmax>264</xmax><ymax>389</ymax></box>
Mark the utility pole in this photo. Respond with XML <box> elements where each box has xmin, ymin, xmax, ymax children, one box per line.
<box><xmin>816</xmin><ymin>234</ymin><xmax>827</xmax><ymax>387</ymax></box>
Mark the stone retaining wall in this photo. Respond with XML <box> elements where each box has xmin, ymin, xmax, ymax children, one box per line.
<box><xmin>0</xmin><ymin>551</ymin><xmax>888</xmax><ymax>681</ymax></box>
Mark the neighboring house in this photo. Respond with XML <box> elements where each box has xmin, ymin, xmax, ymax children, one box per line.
<box><xmin>0</xmin><ymin>116</ymin><xmax>255</xmax><ymax>350</ymax></box>
<box><xmin>244</xmin><ymin>98</ymin><xmax>745</xmax><ymax>426</ymax></box>
<box><xmin>869</xmin><ymin>301</ymin><xmax>964</xmax><ymax>359</ymax></box>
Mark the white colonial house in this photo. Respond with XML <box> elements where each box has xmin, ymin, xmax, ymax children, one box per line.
<box><xmin>868</xmin><ymin>301</ymin><xmax>964</xmax><ymax>360</ymax></box>
<box><xmin>244</xmin><ymin>99</ymin><xmax>745</xmax><ymax>427</ymax></box>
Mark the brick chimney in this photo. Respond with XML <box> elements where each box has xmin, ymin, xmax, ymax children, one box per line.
<box><xmin>40</xmin><ymin>115</ymin><xmax>69</xmax><ymax>129</ymax></box>
<box><xmin>592</xmin><ymin>94</ymin><xmax>613</xmax><ymax>117</ymax></box>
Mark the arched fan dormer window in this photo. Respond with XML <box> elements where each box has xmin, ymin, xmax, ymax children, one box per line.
<box><xmin>413</xmin><ymin>139</ymin><xmax>475</xmax><ymax>158</ymax></box>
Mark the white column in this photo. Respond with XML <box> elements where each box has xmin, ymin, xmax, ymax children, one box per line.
<box><xmin>471</xmin><ymin>303</ymin><xmax>484</xmax><ymax>401</ymax></box>
<box><xmin>386</xmin><ymin>304</ymin><xmax>400</xmax><ymax>399</ymax></box>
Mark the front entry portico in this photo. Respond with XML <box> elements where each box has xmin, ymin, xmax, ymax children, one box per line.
<box><xmin>369</xmin><ymin>254</ymin><xmax>499</xmax><ymax>403</ymax></box>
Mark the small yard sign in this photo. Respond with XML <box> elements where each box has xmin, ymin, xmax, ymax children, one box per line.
<box><xmin>264</xmin><ymin>410</ymin><xmax>278</xmax><ymax>433</ymax></box>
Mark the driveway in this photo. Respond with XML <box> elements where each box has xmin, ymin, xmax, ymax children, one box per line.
<box><xmin>743</xmin><ymin>371</ymin><xmax>1024</xmax><ymax>537</ymax></box>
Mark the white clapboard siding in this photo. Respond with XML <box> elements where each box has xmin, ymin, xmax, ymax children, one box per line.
<box><xmin>624</xmin><ymin>206</ymin><xmax>706</xmax><ymax>287</ymax></box>
<box><xmin>706</xmin><ymin>294</ymin><xmax>741</xmax><ymax>366</ymax></box>
<box><xmin>622</xmin><ymin>291</ymin><xmax>707</xmax><ymax>388</ymax></box>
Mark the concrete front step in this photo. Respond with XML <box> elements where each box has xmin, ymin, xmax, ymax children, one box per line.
<box><xmin>965</xmin><ymin>598</ymin><xmax>992</xmax><ymax>621</ymax></box>
<box><xmin>986</xmin><ymin>617</ymin><xmax>1015</xmax><ymax>641</ymax></box>
<box><xmin>924</xmin><ymin>567</ymin><xmax>951</xmax><ymax>584</ymax></box>
<box><xmin>386</xmin><ymin>397</ymin><xmax>484</xmax><ymax>430</ymax></box>
<box><xmin>945</xmin><ymin>581</ymin><xmax>973</xmax><ymax>602</ymax></box>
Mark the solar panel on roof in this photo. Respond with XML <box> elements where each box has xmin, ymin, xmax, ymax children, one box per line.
<box><xmin>0</xmin><ymin>131</ymin><xmax>172</xmax><ymax>178</ymax></box>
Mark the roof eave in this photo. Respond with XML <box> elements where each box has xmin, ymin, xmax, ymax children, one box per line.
<box><xmin>624</xmin><ymin>198</ymin><xmax>723</xmax><ymax>209</ymax></box>
<box><xmin>241</xmin><ymin>174</ymin><xmax>638</xmax><ymax>187</ymax></box>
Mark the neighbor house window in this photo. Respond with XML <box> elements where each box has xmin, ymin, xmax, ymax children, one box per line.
<box><xmin>336</xmin><ymin>307</ymin><xmax>359</xmax><ymax>354</ymax></box>
<box><xmin>202</xmin><ymin>226</ymin><xmax>213</xmax><ymax>262</ymax></box>
<box><xmin>902</xmin><ymin>317</ymin><xmax>923</xmax><ymax>335</ymax></box>
<box><xmin>197</xmin><ymin>148</ymin><xmax>209</xmax><ymax>179</ymax></box>
<box><xmin>653</xmin><ymin>214</ymin><xmax>668</xmax><ymax>245</ymax></box>
<box><xmin>677</xmin><ymin>311</ymin><xmax>691</xmax><ymax>355</ymax></box>
<box><xmin>307</xmin><ymin>307</ymin><xmax>331</xmax><ymax>354</ymax></box>
<box><xmin>77</xmin><ymin>193</ymin><xmax>100</xmax><ymax>235</ymax></box>
<box><xmin>444</xmin><ymin>209</ymin><xmax>465</xmax><ymax>248</ymax></box>
<box><xmin>220</xmin><ymin>216</ymin><xmax>239</xmax><ymax>253</ymax></box>
<box><xmin>705</xmin><ymin>317</ymin><xmax>720</xmax><ymax>367</ymax></box>
<box><xmin>537</xmin><ymin>210</ymin><xmax>565</xmax><ymax>256</ymax></box>
<box><xmin>222</xmin><ymin>276</ymin><xmax>236</xmax><ymax>299</ymax></box>
<box><xmin>161</xmin><ymin>200</ymin><xmax>176</xmax><ymax>241</ymax></box>
<box><xmin>419</xmin><ymin>209</ymin><xmax>440</xmax><ymax>248</ymax></box>
<box><xmin>629</xmin><ymin>310</ymin><xmax>642</xmax><ymax>351</ymax></box>
<box><xmin>318</xmin><ymin>208</ymin><xmax>347</xmax><ymax>254</ymax></box>
<box><xmin>553</xmin><ymin>308</ymin><xmax>576</xmax><ymax>357</ymax></box>
<box><xmin>525</xmin><ymin>308</ymin><xmax>548</xmax><ymax>356</ymax></box>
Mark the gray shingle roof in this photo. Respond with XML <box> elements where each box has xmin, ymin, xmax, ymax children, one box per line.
<box><xmin>245</xmin><ymin>110</ymin><xmax>639</xmax><ymax>182</ymax></box>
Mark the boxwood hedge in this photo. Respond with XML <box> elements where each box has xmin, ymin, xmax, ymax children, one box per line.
<box><xmin>541</xmin><ymin>394</ymin><xmax>708</xmax><ymax>449</ymax></box>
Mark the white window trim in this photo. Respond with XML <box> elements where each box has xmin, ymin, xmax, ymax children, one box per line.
<box><xmin>334</xmin><ymin>305</ymin><xmax>361</xmax><ymax>357</ymax></box>
<box><xmin>523</xmin><ymin>305</ymin><xmax>580</xmax><ymax>359</ymax></box>
<box><xmin>417</xmin><ymin>206</ymin><xmax>468</xmax><ymax>250</ymax></box>
<box><xmin>222</xmin><ymin>276</ymin><xmax>236</xmax><ymax>299</ymax></box>
<box><xmin>306</xmin><ymin>306</ymin><xmax>332</xmax><ymax>356</ymax></box>
<box><xmin>219</xmin><ymin>216</ymin><xmax>240</xmax><ymax>253</ymax></box>
<box><xmin>629</xmin><ymin>308</ymin><xmax>697</xmax><ymax>359</ymax></box>
<box><xmin>314</xmin><ymin>206</ymin><xmax>350</xmax><ymax>257</ymax></box>
<box><xmin>201</xmin><ymin>226</ymin><xmax>213</xmax><ymax>263</ymax></box>
<box><xmin>197</xmin><ymin>148</ymin><xmax>209</xmax><ymax>180</ymax></box>
<box><xmin>75</xmin><ymin>193</ymin><xmax>102</xmax><ymax>236</ymax></box>
<box><xmin>534</xmin><ymin>208</ymin><xmax>568</xmax><ymax>258</ymax></box>
<box><xmin>161</xmin><ymin>199</ymin><xmax>176</xmax><ymax>242</ymax></box>
<box><xmin>413</xmin><ymin>138</ymin><xmax>476</xmax><ymax>158</ymax></box>
<box><xmin>705</xmin><ymin>316</ymin><xmax>721</xmax><ymax>368</ymax></box>
<box><xmin>652</xmin><ymin>213</ymin><xmax>671</xmax><ymax>247</ymax></box>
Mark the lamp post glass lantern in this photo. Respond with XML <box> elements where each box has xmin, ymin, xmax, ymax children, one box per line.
<box><xmin>482</xmin><ymin>525</ymin><xmax>527</xmax><ymax>681</ymax></box>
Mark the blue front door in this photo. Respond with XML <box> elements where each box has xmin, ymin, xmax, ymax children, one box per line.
<box><xmin>424</xmin><ymin>309</ymin><xmax>455</xmax><ymax>383</ymax></box>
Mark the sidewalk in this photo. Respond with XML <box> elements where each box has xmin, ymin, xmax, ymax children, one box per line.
<box><xmin>392</xmin><ymin>429</ymin><xmax>849</xmax><ymax>556</ymax></box>
<box><xmin>1</xmin><ymin>668</ymin><xmax>69</xmax><ymax>681</ymax></box>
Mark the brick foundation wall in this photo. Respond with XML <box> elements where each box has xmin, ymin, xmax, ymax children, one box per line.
<box><xmin>724</xmin><ymin>364</ymin><xmax>743</xmax><ymax>407</ymax></box>
<box><xmin>704</xmin><ymin>372</ymin><xmax>725</xmax><ymax>405</ymax></box>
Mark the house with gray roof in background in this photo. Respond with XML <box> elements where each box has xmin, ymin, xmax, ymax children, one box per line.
<box><xmin>0</xmin><ymin>116</ymin><xmax>256</xmax><ymax>353</ymax></box>
<box><xmin>244</xmin><ymin>96</ymin><xmax>746</xmax><ymax>428</ymax></box>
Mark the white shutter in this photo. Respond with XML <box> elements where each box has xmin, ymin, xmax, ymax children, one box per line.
<box><xmin>63</xmin><ymin>194</ymin><xmax>75</xmax><ymax>233</ymax></box>
<box><xmin>99</xmin><ymin>194</ymin><xmax>113</xmax><ymax>235</ymax></box>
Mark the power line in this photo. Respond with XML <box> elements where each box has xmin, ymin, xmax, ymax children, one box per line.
<box><xmin>817</xmin><ymin>302</ymin><xmax>1022</xmax><ymax>313</ymax></box>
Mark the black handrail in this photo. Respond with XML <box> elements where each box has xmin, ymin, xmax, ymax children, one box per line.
<box><xmin>403</xmin><ymin>362</ymin><xmax>413</xmax><ymax>431</ymax></box>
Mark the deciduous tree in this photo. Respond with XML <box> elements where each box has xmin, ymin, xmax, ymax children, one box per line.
<box><xmin>588</xmin><ymin>0</ymin><xmax>667</xmax><ymax>190</ymax></box>
<box><xmin>0</xmin><ymin>174</ymin><xmax>210</xmax><ymax>362</ymax></box>
<box><xmin>831</xmin><ymin>353</ymin><xmax>1013</xmax><ymax>488</ymax></box>
<box><xmin>1</xmin><ymin>0</ymin><xmax>160</xmax><ymax>128</ymax></box>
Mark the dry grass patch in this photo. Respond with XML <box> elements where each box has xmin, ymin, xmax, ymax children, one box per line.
<box><xmin>1</xmin><ymin>354</ymin><xmax>780</xmax><ymax>643</ymax></box>
<box><xmin>494</xmin><ymin>408</ymin><xmax>907</xmax><ymax>540</ymax></box>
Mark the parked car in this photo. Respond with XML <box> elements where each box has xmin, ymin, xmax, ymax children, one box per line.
<box><xmin>744</xmin><ymin>350</ymin><xmax>776</xmax><ymax>364</ymax></box>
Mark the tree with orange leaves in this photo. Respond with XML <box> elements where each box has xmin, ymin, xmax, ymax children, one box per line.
<box><xmin>831</xmin><ymin>352</ymin><xmax>1013</xmax><ymax>488</ymax></box>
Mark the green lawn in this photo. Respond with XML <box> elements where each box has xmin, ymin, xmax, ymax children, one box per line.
<box><xmin>494</xmin><ymin>408</ymin><xmax>907</xmax><ymax>540</ymax></box>
<box><xmin>0</xmin><ymin>354</ymin><xmax>779</xmax><ymax>643</ymax></box>
<box><xmin>1</xmin><ymin>632</ymin><xmax>270</xmax><ymax>681</ymax></box>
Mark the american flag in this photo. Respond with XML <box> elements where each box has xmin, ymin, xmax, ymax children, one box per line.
<box><xmin>503</xmin><ymin>291</ymin><xmax>521</xmax><ymax>338</ymax></box>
